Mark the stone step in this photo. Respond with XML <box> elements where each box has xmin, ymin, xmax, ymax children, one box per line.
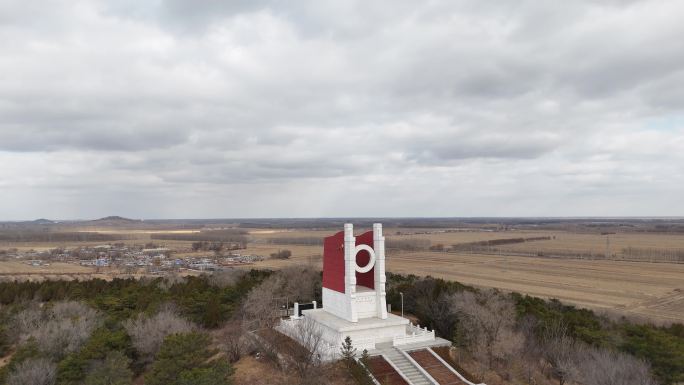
<box><xmin>382</xmin><ymin>347</ymin><xmax>434</xmax><ymax>385</ymax></box>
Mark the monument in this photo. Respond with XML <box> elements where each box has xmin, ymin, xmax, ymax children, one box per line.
<box><xmin>320</xmin><ymin>223</ymin><xmax>388</xmax><ymax>322</ymax></box>
<box><xmin>279</xmin><ymin>223</ymin><xmax>439</xmax><ymax>358</ymax></box>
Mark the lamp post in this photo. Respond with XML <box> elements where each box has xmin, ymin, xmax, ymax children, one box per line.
<box><xmin>399</xmin><ymin>292</ymin><xmax>404</xmax><ymax>318</ymax></box>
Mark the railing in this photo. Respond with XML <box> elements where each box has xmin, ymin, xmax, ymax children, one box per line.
<box><xmin>393</xmin><ymin>323</ymin><xmax>435</xmax><ymax>346</ymax></box>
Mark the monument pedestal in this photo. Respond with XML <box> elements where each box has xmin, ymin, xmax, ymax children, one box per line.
<box><xmin>302</xmin><ymin>309</ymin><xmax>409</xmax><ymax>352</ymax></box>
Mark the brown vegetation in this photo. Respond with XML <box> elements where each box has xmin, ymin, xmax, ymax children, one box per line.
<box><xmin>422</xmin><ymin>290</ymin><xmax>659</xmax><ymax>385</ymax></box>
<box><xmin>14</xmin><ymin>301</ymin><xmax>101</xmax><ymax>360</ymax></box>
<box><xmin>5</xmin><ymin>358</ymin><xmax>56</xmax><ymax>385</ymax></box>
<box><xmin>451</xmin><ymin>290</ymin><xmax>523</xmax><ymax>371</ymax></box>
<box><xmin>123</xmin><ymin>307</ymin><xmax>195</xmax><ymax>364</ymax></box>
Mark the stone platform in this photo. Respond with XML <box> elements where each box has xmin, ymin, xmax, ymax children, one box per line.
<box><xmin>279</xmin><ymin>308</ymin><xmax>440</xmax><ymax>361</ymax></box>
<box><xmin>303</xmin><ymin>308</ymin><xmax>409</xmax><ymax>352</ymax></box>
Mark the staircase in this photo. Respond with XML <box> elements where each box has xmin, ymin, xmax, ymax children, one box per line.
<box><xmin>379</xmin><ymin>346</ymin><xmax>433</xmax><ymax>385</ymax></box>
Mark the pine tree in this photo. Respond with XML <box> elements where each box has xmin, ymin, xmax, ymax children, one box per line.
<box><xmin>340</xmin><ymin>336</ymin><xmax>357</xmax><ymax>366</ymax></box>
<box><xmin>82</xmin><ymin>351</ymin><xmax>133</xmax><ymax>385</ymax></box>
<box><xmin>360</xmin><ymin>349</ymin><xmax>370</xmax><ymax>366</ymax></box>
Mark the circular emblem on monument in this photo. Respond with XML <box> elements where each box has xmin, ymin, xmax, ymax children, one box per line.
<box><xmin>354</xmin><ymin>244</ymin><xmax>376</xmax><ymax>273</ymax></box>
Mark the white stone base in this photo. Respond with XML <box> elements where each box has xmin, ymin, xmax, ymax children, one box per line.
<box><xmin>304</xmin><ymin>308</ymin><xmax>409</xmax><ymax>353</ymax></box>
<box><xmin>278</xmin><ymin>308</ymin><xmax>444</xmax><ymax>361</ymax></box>
<box><xmin>279</xmin><ymin>307</ymin><xmax>442</xmax><ymax>362</ymax></box>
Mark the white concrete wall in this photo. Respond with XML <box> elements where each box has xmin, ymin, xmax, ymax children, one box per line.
<box><xmin>343</xmin><ymin>324</ymin><xmax>407</xmax><ymax>347</ymax></box>
<box><xmin>322</xmin><ymin>287</ymin><xmax>350</xmax><ymax>321</ymax></box>
<box><xmin>319</xmin><ymin>321</ymin><xmax>406</xmax><ymax>352</ymax></box>
<box><xmin>355</xmin><ymin>290</ymin><xmax>378</xmax><ymax>319</ymax></box>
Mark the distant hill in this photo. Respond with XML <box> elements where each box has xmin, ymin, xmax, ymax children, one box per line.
<box><xmin>32</xmin><ymin>218</ymin><xmax>56</xmax><ymax>225</ymax></box>
<box><xmin>85</xmin><ymin>216</ymin><xmax>143</xmax><ymax>227</ymax></box>
<box><xmin>96</xmin><ymin>216</ymin><xmax>139</xmax><ymax>222</ymax></box>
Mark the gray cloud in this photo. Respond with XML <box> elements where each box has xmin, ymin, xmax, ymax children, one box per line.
<box><xmin>0</xmin><ymin>0</ymin><xmax>683</xmax><ymax>219</ymax></box>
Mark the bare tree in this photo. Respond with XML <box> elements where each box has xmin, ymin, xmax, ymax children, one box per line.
<box><xmin>450</xmin><ymin>290</ymin><xmax>522</xmax><ymax>369</ymax></box>
<box><xmin>578</xmin><ymin>345</ymin><xmax>657</xmax><ymax>385</ymax></box>
<box><xmin>540</xmin><ymin>321</ymin><xmax>579</xmax><ymax>385</ymax></box>
<box><xmin>6</xmin><ymin>358</ymin><xmax>57</xmax><ymax>385</ymax></box>
<box><xmin>50</xmin><ymin>301</ymin><xmax>100</xmax><ymax>321</ymax></box>
<box><xmin>286</xmin><ymin>317</ymin><xmax>325</xmax><ymax>380</ymax></box>
<box><xmin>123</xmin><ymin>306</ymin><xmax>195</xmax><ymax>364</ymax></box>
<box><xmin>209</xmin><ymin>270</ymin><xmax>247</xmax><ymax>288</ymax></box>
<box><xmin>403</xmin><ymin>278</ymin><xmax>459</xmax><ymax>338</ymax></box>
<box><xmin>518</xmin><ymin>315</ymin><xmax>542</xmax><ymax>385</ymax></box>
<box><xmin>34</xmin><ymin>318</ymin><xmax>100</xmax><ymax>359</ymax></box>
<box><xmin>277</xmin><ymin>266</ymin><xmax>321</xmax><ymax>303</ymax></box>
<box><xmin>242</xmin><ymin>266</ymin><xmax>321</xmax><ymax>330</ymax></box>
<box><xmin>217</xmin><ymin>321</ymin><xmax>245</xmax><ymax>363</ymax></box>
<box><xmin>15</xmin><ymin>301</ymin><xmax>101</xmax><ymax>360</ymax></box>
<box><xmin>242</xmin><ymin>277</ymin><xmax>281</xmax><ymax>330</ymax></box>
<box><xmin>13</xmin><ymin>305</ymin><xmax>43</xmax><ymax>343</ymax></box>
<box><xmin>156</xmin><ymin>274</ymin><xmax>186</xmax><ymax>291</ymax></box>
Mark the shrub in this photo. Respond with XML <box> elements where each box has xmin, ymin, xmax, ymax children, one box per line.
<box><xmin>83</xmin><ymin>351</ymin><xmax>134</xmax><ymax>385</ymax></box>
<box><xmin>56</xmin><ymin>353</ymin><xmax>87</xmax><ymax>384</ymax></box>
<box><xmin>270</xmin><ymin>249</ymin><xmax>292</xmax><ymax>259</ymax></box>
<box><xmin>145</xmin><ymin>332</ymin><xmax>232</xmax><ymax>385</ymax></box>
<box><xmin>0</xmin><ymin>323</ymin><xmax>9</xmax><ymax>356</ymax></box>
<box><xmin>0</xmin><ymin>342</ymin><xmax>41</xmax><ymax>384</ymax></box>
<box><xmin>123</xmin><ymin>307</ymin><xmax>195</xmax><ymax>364</ymax></box>
<box><xmin>6</xmin><ymin>358</ymin><xmax>56</xmax><ymax>385</ymax></box>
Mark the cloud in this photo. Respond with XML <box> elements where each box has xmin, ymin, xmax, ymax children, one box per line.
<box><xmin>0</xmin><ymin>0</ymin><xmax>683</xmax><ymax>219</ymax></box>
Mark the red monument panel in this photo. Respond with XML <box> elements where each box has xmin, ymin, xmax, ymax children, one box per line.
<box><xmin>322</xmin><ymin>230</ymin><xmax>375</xmax><ymax>293</ymax></box>
<box><xmin>355</xmin><ymin>231</ymin><xmax>375</xmax><ymax>289</ymax></box>
<box><xmin>322</xmin><ymin>231</ymin><xmax>345</xmax><ymax>293</ymax></box>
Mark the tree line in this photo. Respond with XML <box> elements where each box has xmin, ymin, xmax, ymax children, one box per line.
<box><xmin>1</xmin><ymin>269</ymin><xmax>682</xmax><ymax>385</ymax></box>
<box><xmin>0</xmin><ymin>270</ymin><xmax>270</xmax><ymax>385</ymax></box>
<box><xmin>151</xmin><ymin>230</ymin><xmax>248</xmax><ymax>247</ymax></box>
<box><xmin>266</xmin><ymin>237</ymin><xmax>433</xmax><ymax>251</ymax></box>
<box><xmin>386</xmin><ymin>272</ymin><xmax>683</xmax><ymax>385</ymax></box>
<box><xmin>450</xmin><ymin>236</ymin><xmax>552</xmax><ymax>251</ymax></box>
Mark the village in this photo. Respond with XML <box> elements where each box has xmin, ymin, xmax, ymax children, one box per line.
<box><xmin>0</xmin><ymin>243</ymin><xmax>265</xmax><ymax>274</ymax></box>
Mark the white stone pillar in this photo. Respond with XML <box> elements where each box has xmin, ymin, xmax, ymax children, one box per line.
<box><xmin>293</xmin><ymin>302</ymin><xmax>300</xmax><ymax>319</ymax></box>
<box><xmin>344</xmin><ymin>223</ymin><xmax>358</xmax><ymax>322</ymax></box>
<box><xmin>373</xmin><ymin>223</ymin><xmax>388</xmax><ymax>319</ymax></box>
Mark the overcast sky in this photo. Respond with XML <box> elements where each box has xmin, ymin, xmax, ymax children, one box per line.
<box><xmin>1</xmin><ymin>0</ymin><xmax>683</xmax><ymax>220</ymax></box>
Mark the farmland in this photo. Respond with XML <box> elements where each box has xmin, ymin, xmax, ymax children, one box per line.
<box><xmin>247</xmin><ymin>226</ymin><xmax>684</xmax><ymax>323</ymax></box>
<box><xmin>1</xmin><ymin>217</ymin><xmax>683</xmax><ymax>323</ymax></box>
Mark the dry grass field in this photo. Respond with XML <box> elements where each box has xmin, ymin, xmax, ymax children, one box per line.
<box><xmin>251</xmin><ymin>247</ymin><xmax>684</xmax><ymax>322</ymax></box>
<box><xmin>0</xmin><ymin>260</ymin><xmax>93</xmax><ymax>275</ymax></box>
<box><xmin>2</xmin><ymin>223</ymin><xmax>683</xmax><ymax>323</ymax></box>
<box><xmin>390</xmin><ymin>252</ymin><xmax>684</xmax><ymax>322</ymax></box>
<box><xmin>247</xmin><ymin>228</ymin><xmax>684</xmax><ymax>323</ymax></box>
